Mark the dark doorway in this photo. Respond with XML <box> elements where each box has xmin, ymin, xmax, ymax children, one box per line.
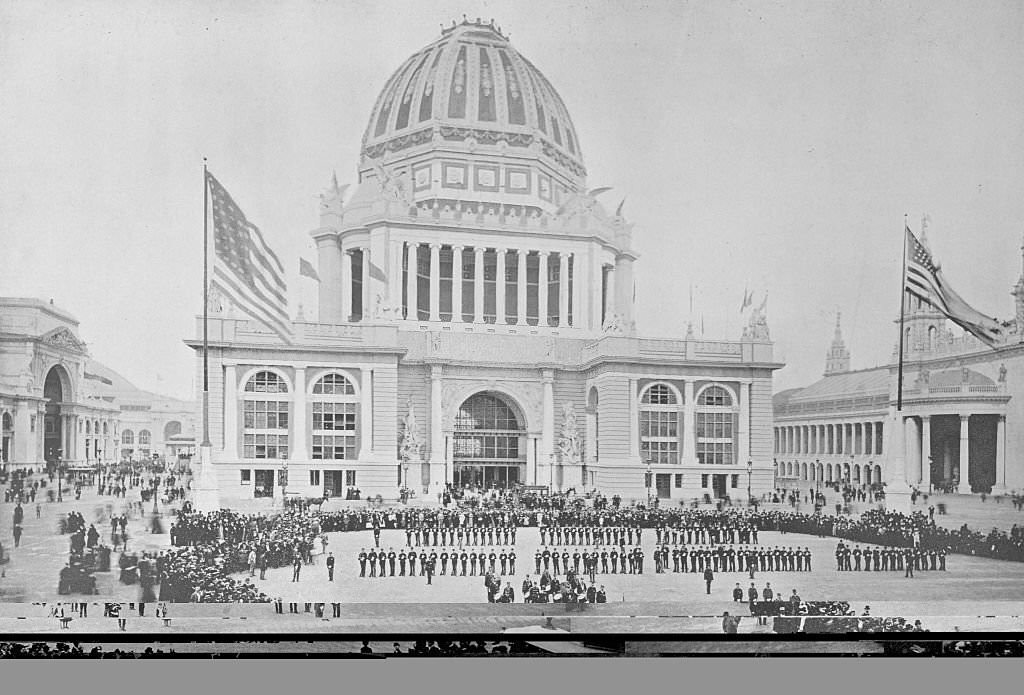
<box><xmin>655</xmin><ymin>473</ymin><xmax>671</xmax><ymax>499</ymax></box>
<box><xmin>712</xmin><ymin>474</ymin><xmax>727</xmax><ymax>499</ymax></box>
<box><xmin>44</xmin><ymin>366</ymin><xmax>66</xmax><ymax>464</ymax></box>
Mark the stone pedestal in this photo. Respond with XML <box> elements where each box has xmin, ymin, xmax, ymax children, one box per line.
<box><xmin>191</xmin><ymin>445</ymin><xmax>221</xmax><ymax>512</ymax></box>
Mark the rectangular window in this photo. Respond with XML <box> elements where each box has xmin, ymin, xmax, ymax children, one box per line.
<box><xmin>312</xmin><ymin>435</ymin><xmax>357</xmax><ymax>460</ymax></box>
<box><xmin>243</xmin><ymin>401</ymin><xmax>289</xmax><ymax>430</ymax></box>
<box><xmin>439</xmin><ymin>246</ymin><xmax>454</xmax><ymax>322</ymax></box>
<box><xmin>312</xmin><ymin>402</ymin><xmax>357</xmax><ymax>431</ymax></box>
<box><xmin>674</xmin><ymin>473</ymin><xmax>683</xmax><ymax>489</ymax></box>
<box><xmin>483</xmin><ymin>249</ymin><xmax>497</xmax><ymax>323</ymax></box>
<box><xmin>243</xmin><ymin>433</ymin><xmax>289</xmax><ymax>459</ymax></box>
<box><xmin>240</xmin><ymin>469</ymin><xmax>252</xmax><ymax>484</ymax></box>
<box><xmin>526</xmin><ymin>252</ymin><xmax>539</xmax><ymax>325</ymax></box>
<box><xmin>309</xmin><ymin>470</ymin><xmax>321</xmax><ymax>486</ymax></box>
<box><xmin>30</xmin><ymin>415</ymin><xmax>36</xmax><ymax>433</ymax></box>
<box><xmin>701</xmin><ymin>474</ymin><xmax>709</xmax><ymax>489</ymax></box>
<box><xmin>345</xmin><ymin>470</ymin><xmax>357</xmax><ymax>486</ymax></box>
<box><xmin>547</xmin><ymin>254</ymin><xmax>560</xmax><ymax>326</ymax></box>
<box><xmin>731</xmin><ymin>474</ymin><xmax>739</xmax><ymax>489</ymax></box>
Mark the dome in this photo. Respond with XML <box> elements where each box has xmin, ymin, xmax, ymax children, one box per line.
<box><xmin>360</xmin><ymin>19</ymin><xmax>585</xmax><ymax>184</ymax></box>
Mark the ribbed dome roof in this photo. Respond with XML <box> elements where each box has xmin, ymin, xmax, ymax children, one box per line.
<box><xmin>361</xmin><ymin>19</ymin><xmax>584</xmax><ymax>179</ymax></box>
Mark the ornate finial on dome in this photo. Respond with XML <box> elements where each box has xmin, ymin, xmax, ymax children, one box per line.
<box><xmin>462</xmin><ymin>14</ymin><xmax>468</xmax><ymax>24</ymax></box>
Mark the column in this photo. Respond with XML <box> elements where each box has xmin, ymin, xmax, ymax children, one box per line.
<box><xmin>429</xmin><ymin>365</ymin><xmax>444</xmax><ymax>487</ymax></box>
<box><xmin>429</xmin><ymin>243</ymin><xmax>441</xmax><ymax>322</ymax></box>
<box><xmin>995</xmin><ymin>415</ymin><xmax>1007</xmax><ymax>492</ymax></box>
<box><xmin>526</xmin><ymin>435</ymin><xmax>538</xmax><ymax>485</ymax></box>
<box><xmin>682</xmin><ymin>380</ymin><xmax>696</xmax><ymax>464</ymax></box>
<box><xmin>570</xmin><ymin>253</ymin><xmax>581</xmax><ymax>328</ymax></box>
<box><xmin>340</xmin><ymin>248</ymin><xmax>352</xmax><ymax>321</ymax></box>
<box><xmin>452</xmin><ymin>245</ymin><xmax>464</xmax><ymax>323</ymax></box>
<box><xmin>739</xmin><ymin>381</ymin><xmax>751</xmax><ymax>463</ymax></box>
<box><xmin>920</xmin><ymin>415</ymin><xmax>931</xmax><ymax>490</ymax></box>
<box><xmin>292</xmin><ymin>367</ymin><xmax>308</xmax><ymax>461</ymax></box>
<box><xmin>538</xmin><ymin>251</ymin><xmax>550</xmax><ymax>327</ymax></box>
<box><xmin>474</xmin><ymin>247</ymin><xmax>485</xmax><ymax>324</ymax></box>
<box><xmin>517</xmin><ymin>249</ymin><xmax>528</xmax><ymax>325</ymax></box>
<box><xmin>627</xmin><ymin>377</ymin><xmax>639</xmax><ymax>460</ymax></box>
<box><xmin>223</xmin><ymin>364</ymin><xmax>239</xmax><ymax>460</ymax></box>
<box><xmin>360</xmin><ymin>368</ymin><xmax>374</xmax><ymax>459</ymax></box>
<box><xmin>495</xmin><ymin>248</ymin><xmax>507</xmax><ymax>324</ymax></box>
<box><xmin>388</xmin><ymin>239</ymin><xmax>402</xmax><ymax>316</ymax></box>
<box><xmin>540</xmin><ymin>372</ymin><xmax>557</xmax><ymax>458</ymax></box>
<box><xmin>558</xmin><ymin>252</ymin><xmax>570</xmax><ymax>328</ymax></box>
<box><xmin>905</xmin><ymin>416</ymin><xmax>921</xmax><ymax>485</ymax></box>
<box><xmin>605</xmin><ymin>265</ymin><xmax>616</xmax><ymax>321</ymax></box>
<box><xmin>959</xmin><ymin>415</ymin><xmax>970</xmax><ymax>493</ymax></box>
<box><xmin>360</xmin><ymin>246</ymin><xmax>371</xmax><ymax>321</ymax></box>
<box><xmin>407</xmin><ymin>243</ymin><xmax>419</xmax><ymax>321</ymax></box>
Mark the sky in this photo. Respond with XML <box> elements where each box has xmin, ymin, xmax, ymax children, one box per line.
<box><xmin>2</xmin><ymin>0</ymin><xmax>1024</xmax><ymax>401</ymax></box>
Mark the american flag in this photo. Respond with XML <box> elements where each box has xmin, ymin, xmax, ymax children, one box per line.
<box><xmin>904</xmin><ymin>226</ymin><xmax>1002</xmax><ymax>347</ymax></box>
<box><xmin>206</xmin><ymin>171</ymin><xmax>293</xmax><ymax>343</ymax></box>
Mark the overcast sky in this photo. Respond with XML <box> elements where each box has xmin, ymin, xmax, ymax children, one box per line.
<box><xmin>3</xmin><ymin>0</ymin><xmax>1024</xmax><ymax>401</ymax></box>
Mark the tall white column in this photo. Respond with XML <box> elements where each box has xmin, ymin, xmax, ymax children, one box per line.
<box><xmin>360</xmin><ymin>246</ymin><xmax>371</xmax><ymax>321</ymax></box>
<box><xmin>473</xmin><ymin>247</ymin><xmax>485</xmax><ymax>324</ymax></box>
<box><xmin>360</xmin><ymin>368</ymin><xmax>374</xmax><ymax>459</ymax></box>
<box><xmin>570</xmin><ymin>253</ymin><xmax>580</xmax><ymax>328</ymax></box>
<box><xmin>628</xmin><ymin>377</ymin><xmax>640</xmax><ymax>460</ymax></box>
<box><xmin>388</xmin><ymin>239</ymin><xmax>402</xmax><ymax>316</ymax></box>
<box><xmin>959</xmin><ymin>415</ymin><xmax>970</xmax><ymax>493</ymax></box>
<box><xmin>905</xmin><ymin>416</ymin><xmax>921</xmax><ymax>485</ymax></box>
<box><xmin>495</xmin><ymin>248</ymin><xmax>507</xmax><ymax>324</ymax></box>
<box><xmin>739</xmin><ymin>381</ymin><xmax>751</xmax><ymax>463</ymax></box>
<box><xmin>538</xmin><ymin>251</ymin><xmax>550</xmax><ymax>327</ymax></box>
<box><xmin>223</xmin><ymin>364</ymin><xmax>239</xmax><ymax>460</ymax></box>
<box><xmin>292</xmin><ymin>367</ymin><xmax>308</xmax><ymax>461</ymax></box>
<box><xmin>558</xmin><ymin>252</ymin><xmax>569</xmax><ymax>328</ymax></box>
<box><xmin>920</xmin><ymin>415</ymin><xmax>931</xmax><ymax>490</ymax></box>
<box><xmin>995</xmin><ymin>415</ymin><xmax>1007</xmax><ymax>492</ymax></box>
<box><xmin>429</xmin><ymin>365</ymin><xmax>444</xmax><ymax>487</ymax></box>
<box><xmin>407</xmin><ymin>243</ymin><xmax>419</xmax><ymax>321</ymax></box>
<box><xmin>517</xmin><ymin>249</ymin><xmax>528</xmax><ymax>325</ymax></box>
<box><xmin>683</xmin><ymin>381</ymin><xmax>696</xmax><ymax>464</ymax></box>
<box><xmin>452</xmin><ymin>245</ymin><xmax>464</xmax><ymax>323</ymax></box>
<box><xmin>605</xmin><ymin>265</ymin><xmax>616</xmax><ymax>322</ymax></box>
<box><xmin>339</xmin><ymin>248</ymin><xmax>352</xmax><ymax>321</ymax></box>
<box><xmin>429</xmin><ymin>243</ymin><xmax>441</xmax><ymax>322</ymax></box>
<box><xmin>526</xmin><ymin>435</ymin><xmax>538</xmax><ymax>485</ymax></box>
<box><xmin>540</xmin><ymin>370</ymin><xmax>555</xmax><ymax>479</ymax></box>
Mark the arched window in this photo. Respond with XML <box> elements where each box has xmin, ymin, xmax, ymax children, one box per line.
<box><xmin>243</xmin><ymin>370</ymin><xmax>290</xmax><ymax>460</ymax></box>
<box><xmin>102</xmin><ymin>422</ymin><xmax>108</xmax><ymax>435</ymax></box>
<box><xmin>86</xmin><ymin>421</ymin><xmax>91</xmax><ymax>435</ymax></box>
<box><xmin>122</xmin><ymin>429</ymin><xmax>134</xmax><ymax>445</ymax></box>
<box><xmin>696</xmin><ymin>385</ymin><xmax>736</xmax><ymax>465</ymax></box>
<box><xmin>452</xmin><ymin>392</ymin><xmax>525</xmax><ymax>489</ymax></box>
<box><xmin>138</xmin><ymin>430</ymin><xmax>151</xmax><ymax>446</ymax></box>
<box><xmin>311</xmin><ymin>372</ymin><xmax>359</xmax><ymax>460</ymax></box>
<box><xmin>801</xmin><ymin>462</ymin><xmax>808</xmax><ymax>480</ymax></box>
<box><xmin>639</xmin><ymin>383</ymin><xmax>679</xmax><ymax>465</ymax></box>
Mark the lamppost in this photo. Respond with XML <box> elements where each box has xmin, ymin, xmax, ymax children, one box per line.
<box><xmin>278</xmin><ymin>453</ymin><xmax>289</xmax><ymax>508</ymax></box>
<box><xmin>56</xmin><ymin>450</ymin><xmax>64</xmax><ymax>502</ymax></box>
<box><xmin>644</xmin><ymin>460</ymin><xmax>653</xmax><ymax>505</ymax></box>
<box><xmin>746</xmin><ymin>459</ymin><xmax>753</xmax><ymax>505</ymax></box>
<box><xmin>403</xmin><ymin>462</ymin><xmax>409</xmax><ymax>502</ymax></box>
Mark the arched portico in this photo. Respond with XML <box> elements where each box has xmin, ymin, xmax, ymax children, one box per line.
<box><xmin>451</xmin><ymin>391</ymin><xmax>527</xmax><ymax>491</ymax></box>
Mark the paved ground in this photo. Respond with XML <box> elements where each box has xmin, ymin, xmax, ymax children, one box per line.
<box><xmin>2</xmin><ymin>484</ymin><xmax>1024</xmax><ymax>635</ymax></box>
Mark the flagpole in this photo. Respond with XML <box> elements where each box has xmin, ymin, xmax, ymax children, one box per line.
<box><xmin>896</xmin><ymin>213</ymin><xmax>908</xmax><ymax>412</ymax></box>
<box><xmin>202</xmin><ymin>158</ymin><xmax>211</xmax><ymax>448</ymax></box>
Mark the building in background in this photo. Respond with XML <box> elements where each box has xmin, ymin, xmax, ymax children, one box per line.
<box><xmin>190</xmin><ymin>20</ymin><xmax>783</xmax><ymax>503</ymax></box>
<box><xmin>0</xmin><ymin>297</ymin><xmax>196</xmax><ymax>470</ymax></box>
<box><xmin>774</xmin><ymin>233</ymin><xmax>1024</xmax><ymax>495</ymax></box>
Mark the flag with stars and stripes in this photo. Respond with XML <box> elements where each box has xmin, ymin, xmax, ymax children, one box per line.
<box><xmin>904</xmin><ymin>226</ymin><xmax>1003</xmax><ymax>347</ymax></box>
<box><xmin>206</xmin><ymin>171</ymin><xmax>293</xmax><ymax>343</ymax></box>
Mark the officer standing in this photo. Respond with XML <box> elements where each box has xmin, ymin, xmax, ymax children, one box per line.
<box><xmin>704</xmin><ymin>567</ymin><xmax>714</xmax><ymax>595</ymax></box>
<box><xmin>398</xmin><ymin>549</ymin><xmax>407</xmax><ymax>576</ymax></box>
<box><xmin>367</xmin><ymin>549</ymin><xmax>377</xmax><ymax>578</ymax></box>
<box><xmin>327</xmin><ymin>552</ymin><xmax>336</xmax><ymax>581</ymax></box>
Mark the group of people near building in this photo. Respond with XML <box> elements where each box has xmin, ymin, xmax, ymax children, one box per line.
<box><xmin>357</xmin><ymin>545</ymin><xmax>518</xmax><ymax>578</ymax></box>
<box><xmin>833</xmin><ymin>540</ymin><xmax>947</xmax><ymax>574</ymax></box>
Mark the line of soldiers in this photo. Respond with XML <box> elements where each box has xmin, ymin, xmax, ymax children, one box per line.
<box><xmin>358</xmin><ymin>546</ymin><xmax>518</xmax><ymax>578</ymax></box>
<box><xmin>654</xmin><ymin>524</ymin><xmax>759</xmax><ymax>546</ymax></box>
<box><xmin>533</xmin><ymin>546</ymin><xmax>645</xmax><ymax>575</ymax></box>
<box><xmin>658</xmin><ymin>544</ymin><xmax>812</xmax><ymax>573</ymax></box>
<box><xmin>539</xmin><ymin>525</ymin><xmax>642</xmax><ymax>546</ymax></box>
<box><xmin>405</xmin><ymin>525</ymin><xmax>517</xmax><ymax>547</ymax></box>
<box><xmin>834</xmin><ymin>541</ymin><xmax>947</xmax><ymax>573</ymax></box>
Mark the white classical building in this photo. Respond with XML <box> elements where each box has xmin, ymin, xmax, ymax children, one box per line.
<box><xmin>190</xmin><ymin>19</ymin><xmax>784</xmax><ymax>502</ymax></box>
<box><xmin>0</xmin><ymin>297</ymin><xmax>197</xmax><ymax>471</ymax></box>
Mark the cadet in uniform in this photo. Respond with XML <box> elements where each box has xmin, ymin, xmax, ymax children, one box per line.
<box><xmin>358</xmin><ymin>548</ymin><xmax>368</xmax><ymax>578</ymax></box>
<box><xmin>367</xmin><ymin>549</ymin><xmax>377</xmax><ymax>577</ymax></box>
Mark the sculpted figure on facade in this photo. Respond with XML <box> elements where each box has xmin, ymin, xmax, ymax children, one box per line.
<box><xmin>557</xmin><ymin>402</ymin><xmax>581</xmax><ymax>466</ymax></box>
<box><xmin>399</xmin><ymin>399</ymin><xmax>424</xmax><ymax>464</ymax></box>
<box><xmin>747</xmin><ymin>295</ymin><xmax>770</xmax><ymax>341</ymax></box>
<box><xmin>373</xmin><ymin>162</ymin><xmax>413</xmax><ymax>207</ymax></box>
<box><xmin>999</xmin><ymin>363</ymin><xmax>1007</xmax><ymax>383</ymax></box>
<box><xmin>602</xmin><ymin>313</ymin><xmax>624</xmax><ymax>335</ymax></box>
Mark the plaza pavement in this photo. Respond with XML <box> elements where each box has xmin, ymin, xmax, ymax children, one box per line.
<box><xmin>2</xmin><ymin>485</ymin><xmax>1024</xmax><ymax>635</ymax></box>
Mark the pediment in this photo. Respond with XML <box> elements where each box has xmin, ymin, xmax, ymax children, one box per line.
<box><xmin>40</xmin><ymin>327</ymin><xmax>88</xmax><ymax>353</ymax></box>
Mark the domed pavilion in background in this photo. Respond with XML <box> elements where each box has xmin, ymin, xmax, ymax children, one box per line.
<box><xmin>188</xmin><ymin>19</ymin><xmax>783</xmax><ymax>504</ymax></box>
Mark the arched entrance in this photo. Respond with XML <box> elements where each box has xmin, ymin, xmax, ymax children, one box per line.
<box><xmin>452</xmin><ymin>392</ymin><xmax>526</xmax><ymax>490</ymax></box>
<box><xmin>44</xmin><ymin>365</ymin><xmax>71</xmax><ymax>463</ymax></box>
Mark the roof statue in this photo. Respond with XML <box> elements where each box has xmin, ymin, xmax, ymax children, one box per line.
<box><xmin>746</xmin><ymin>294</ymin><xmax>770</xmax><ymax>341</ymax></box>
<box><xmin>372</xmin><ymin>162</ymin><xmax>413</xmax><ymax>208</ymax></box>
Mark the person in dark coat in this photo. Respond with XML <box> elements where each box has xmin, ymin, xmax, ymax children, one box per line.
<box><xmin>704</xmin><ymin>568</ymin><xmax>714</xmax><ymax>594</ymax></box>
